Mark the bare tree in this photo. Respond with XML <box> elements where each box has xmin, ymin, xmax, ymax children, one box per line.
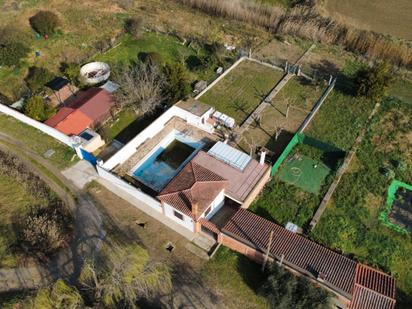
<box><xmin>115</xmin><ymin>62</ymin><xmax>166</xmax><ymax>115</ymax></box>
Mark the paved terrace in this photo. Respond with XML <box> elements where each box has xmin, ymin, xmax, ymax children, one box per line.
<box><xmin>114</xmin><ymin>117</ymin><xmax>217</xmax><ymax>177</ymax></box>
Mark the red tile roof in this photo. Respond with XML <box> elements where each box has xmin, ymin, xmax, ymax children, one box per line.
<box><xmin>158</xmin><ymin>161</ymin><xmax>228</xmax><ymax>219</ymax></box>
<box><xmin>45</xmin><ymin>88</ymin><xmax>115</xmax><ymax>136</ymax></box>
<box><xmin>222</xmin><ymin>209</ymin><xmax>357</xmax><ymax>296</ymax></box>
<box><xmin>350</xmin><ymin>264</ymin><xmax>396</xmax><ymax>309</ymax></box>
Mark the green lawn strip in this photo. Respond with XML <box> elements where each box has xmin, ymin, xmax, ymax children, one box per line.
<box><xmin>199</xmin><ymin>60</ymin><xmax>284</xmax><ymax>124</ymax></box>
<box><xmin>202</xmin><ymin>247</ymin><xmax>269</xmax><ymax>309</ymax></box>
<box><xmin>389</xmin><ymin>79</ymin><xmax>412</xmax><ymax>105</ymax></box>
<box><xmin>102</xmin><ymin>109</ymin><xmax>137</xmax><ymax>141</ymax></box>
<box><xmin>0</xmin><ymin>114</ymin><xmax>77</xmax><ymax>169</ymax></box>
<box><xmin>310</xmin><ymin>98</ymin><xmax>412</xmax><ymax>303</ymax></box>
<box><xmin>0</xmin><ymin>174</ymin><xmax>39</xmax><ymax>268</ymax></box>
<box><xmin>94</xmin><ymin>32</ymin><xmax>197</xmax><ymax>66</ymax></box>
<box><xmin>304</xmin><ymin>90</ymin><xmax>375</xmax><ymax>151</ymax></box>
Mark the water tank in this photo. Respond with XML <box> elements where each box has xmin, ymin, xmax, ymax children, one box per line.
<box><xmin>80</xmin><ymin>62</ymin><xmax>110</xmax><ymax>85</ymax></box>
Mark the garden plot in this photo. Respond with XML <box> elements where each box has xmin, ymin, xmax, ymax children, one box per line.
<box><xmin>311</xmin><ymin>98</ymin><xmax>412</xmax><ymax>304</ymax></box>
<box><xmin>389</xmin><ymin>187</ymin><xmax>412</xmax><ymax>232</ymax></box>
<box><xmin>238</xmin><ymin>76</ymin><xmax>325</xmax><ymax>156</ymax></box>
<box><xmin>199</xmin><ymin>59</ymin><xmax>284</xmax><ymax>124</ymax></box>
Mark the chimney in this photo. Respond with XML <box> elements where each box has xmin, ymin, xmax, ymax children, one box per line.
<box><xmin>192</xmin><ymin>201</ymin><xmax>199</xmax><ymax>219</ymax></box>
<box><xmin>260</xmin><ymin>150</ymin><xmax>266</xmax><ymax>165</ymax></box>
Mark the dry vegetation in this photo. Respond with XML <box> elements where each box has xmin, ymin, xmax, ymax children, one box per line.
<box><xmin>176</xmin><ymin>0</ymin><xmax>412</xmax><ymax>67</ymax></box>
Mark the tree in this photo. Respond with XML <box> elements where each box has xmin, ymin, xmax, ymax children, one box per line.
<box><xmin>0</xmin><ymin>27</ymin><xmax>30</xmax><ymax>66</ymax></box>
<box><xmin>29</xmin><ymin>11</ymin><xmax>60</xmax><ymax>35</ymax></box>
<box><xmin>356</xmin><ymin>62</ymin><xmax>394</xmax><ymax>102</ymax></box>
<box><xmin>30</xmin><ymin>279</ymin><xmax>83</xmax><ymax>309</ymax></box>
<box><xmin>115</xmin><ymin>62</ymin><xmax>166</xmax><ymax>115</ymax></box>
<box><xmin>261</xmin><ymin>263</ymin><xmax>331</xmax><ymax>309</ymax></box>
<box><xmin>25</xmin><ymin>66</ymin><xmax>54</xmax><ymax>93</ymax></box>
<box><xmin>24</xmin><ymin>96</ymin><xmax>54</xmax><ymax>121</ymax></box>
<box><xmin>79</xmin><ymin>244</ymin><xmax>171</xmax><ymax>308</ymax></box>
<box><xmin>163</xmin><ymin>63</ymin><xmax>190</xmax><ymax>104</ymax></box>
<box><xmin>61</xmin><ymin>62</ymin><xmax>80</xmax><ymax>85</ymax></box>
<box><xmin>124</xmin><ymin>17</ymin><xmax>143</xmax><ymax>38</ymax></box>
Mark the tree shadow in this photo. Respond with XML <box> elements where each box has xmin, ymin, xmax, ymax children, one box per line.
<box><xmin>236</xmin><ymin>252</ymin><xmax>268</xmax><ymax>295</ymax></box>
<box><xmin>265</xmin><ymin>130</ymin><xmax>295</xmax><ymax>159</ymax></box>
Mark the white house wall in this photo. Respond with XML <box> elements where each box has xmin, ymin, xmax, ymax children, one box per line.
<box><xmin>163</xmin><ymin>203</ymin><xmax>195</xmax><ymax>231</ymax></box>
<box><xmin>102</xmin><ymin>106</ymin><xmax>213</xmax><ymax>170</ymax></box>
<box><xmin>202</xmin><ymin>190</ymin><xmax>225</xmax><ymax>220</ymax></box>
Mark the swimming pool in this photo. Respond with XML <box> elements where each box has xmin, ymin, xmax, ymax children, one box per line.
<box><xmin>131</xmin><ymin>130</ymin><xmax>203</xmax><ymax>191</ymax></box>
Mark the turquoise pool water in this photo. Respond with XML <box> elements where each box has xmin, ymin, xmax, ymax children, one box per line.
<box><xmin>132</xmin><ymin>132</ymin><xmax>202</xmax><ymax>191</ymax></box>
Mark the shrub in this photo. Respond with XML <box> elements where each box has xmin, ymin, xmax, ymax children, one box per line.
<box><xmin>0</xmin><ymin>27</ymin><xmax>30</xmax><ymax>66</ymax></box>
<box><xmin>25</xmin><ymin>66</ymin><xmax>53</xmax><ymax>93</ymax></box>
<box><xmin>18</xmin><ymin>200</ymin><xmax>72</xmax><ymax>257</ymax></box>
<box><xmin>138</xmin><ymin>51</ymin><xmax>163</xmax><ymax>65</ymax></box>
<box><xmin>29</xmin><ymin>11</ymin><xmax>60</xmax><ymax>35</ymax></box>
<box><xmin>124</xmin><ymin>17</ymin><xmax>143</xmax><ymax>38</ymax></box>
<box><xmin>261</xmin><ymin>263</ymin><xmax>331</xmax><ymax>308</ymax></box>
<box><xmin>0</xmin><ymin>93</ymin><xmax>12</xmax><ymax>106</ymax></box>
<box><xmin>24</xmin><ymin>96</ymin><xmax>55</xmax><ymax>121</ymax></box>
<box><xmin>356</xmin><ymin>62</ymin><xmax>394</xmax><ymax>102</ymax></box>
<box><xmin>60</xmin><ymin>62</ymin><xmax>80</xmax><ymax>85</ymax></box>
<box><xmin>163</xmin><ymin>63</ymin><xmax>190</xmax><ymax>104</ymax></box>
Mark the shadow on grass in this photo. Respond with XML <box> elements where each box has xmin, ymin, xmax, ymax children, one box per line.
<box><xmin>236</xmin><ymin>252</ymin><xmax>267</xmax><ymax>295</ymax></box>
<box><xmin>113</xmin><ymin>109</ymin><xmax>163</xmax><ymax>144</ymax></box>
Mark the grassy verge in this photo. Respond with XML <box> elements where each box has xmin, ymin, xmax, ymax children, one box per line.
<box><xmin>199</xmin><ymin>60</ymin><xmax>284</xmax><ymax>124</ymax></box>
<box><xmin>202</xmin><ymin>247</ymin><xmax>269</xmax><ymax>309</ymax></box>
<box><xmin>0</xmin><ymin>114</ymin><xmax>77</xmax><ymax>169</ymax></box>
<box><xmin>0</xmin><ymin>174</ymin><xmax>39</xmax><ymax>268</ymax></box>
<box><xmin>310</xmin><ymin>98</ymin><xmax>412</xmax><ymax>306</ymax></box>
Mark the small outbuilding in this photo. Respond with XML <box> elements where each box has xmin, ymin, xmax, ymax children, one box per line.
<box><xmin>45</xmin><ymin>77</ymin><xmax>77</xmax><ymax>107</ymax></box>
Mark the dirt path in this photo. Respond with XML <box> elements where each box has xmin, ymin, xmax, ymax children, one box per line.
<box><xmin>0</xmin><ymin>133</ymin><xmax>105</xmax><ymax>292</ymax></box>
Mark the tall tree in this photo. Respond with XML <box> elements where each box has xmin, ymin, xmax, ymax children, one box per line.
<box><xmin>115</xmin><ymin>62</ymin><xmax>166</xmax><ymax>115</ymax></box>
<box><xmin>163</xmin><ymin>63</ymin><xmax>190</xmax><ymax>104</ymax></box>
<box><xmin>79</xmin><ymin>244</ymin><xmax>171</xmax><ymax>308</ymax></box>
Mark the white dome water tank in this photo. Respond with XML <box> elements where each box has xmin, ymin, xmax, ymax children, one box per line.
<box><xmin>80</xmin><ymin>62</ymin><xmax>110</xmax><ymax>84</ymax></box>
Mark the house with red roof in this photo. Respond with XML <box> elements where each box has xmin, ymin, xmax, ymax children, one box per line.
<box><xmin>45</xmin><ymin>87</ymin><xmax>115</xmax><ymax>136</ymax></box>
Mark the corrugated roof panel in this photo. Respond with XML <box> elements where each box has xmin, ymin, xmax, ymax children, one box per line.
<box><xmin>208</xmin><ymin>142</ymin><xmax>251</xmax><ymax>171</ymax></box>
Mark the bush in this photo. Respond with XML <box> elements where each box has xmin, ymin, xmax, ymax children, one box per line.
<box><xmin>163</xmin><ymin>63</ymin><xmax>190</xmax><ymax>104</ymax></box>
<box><xmin>18</xmin><ymin>200</ymin><xmax>72</xmax><ymax>257</ymax></box>
<box><xmin>0</xmin><ymin>27</ymin><xmax>30</xmax><ymax>66</ymax></box>
<box><xmin>356</xmin><ymin>62</ymin><xmax>394</xmax><ymax>102</ymax></box>
<box><xmin>29</xmin><ymin>11</ymin><xmax>60</xmax><ymax>35</ymax></box>
<box><xmin>261</xmin><ymin>263</ymin><xmax>331</xmax><ymax>308</ymax></box>
<box><xmin>25</xmin><ymin>66</ymin><xmax>53</xmax><ymax>93</ymax></box>
<box><xmin>124</xmin><ymin>17</ymin><xmax>143</xmax><ymax>38</ymax></box>
<box><xmin>60</xmin><ymin>62</ymin><xmax>80</xmax><ymax>85</ymax></box>
<box><xmin>138</xmin><ymin>51</ymin><xmax>163</xmax><ymax>65</ymax></box>
<box><xmin>24</xmin><ymin>96</ymin><xmax>55</xmax><ymax>121</ymax></box>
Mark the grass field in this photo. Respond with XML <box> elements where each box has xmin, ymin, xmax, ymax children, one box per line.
<box><xmin>321</xmin><ymin>0</ymin><xmax>412</xmax><ymax>40</ymax></box>
<box><xmin>311</xmin><ymin>98</ymin><xmax>412</xmax><ymax>307</ymax></box>
<box><xmin>0</xmin><ymin>174</ymin><xmax>39</xmax><ymax>268</ymax></box>
<box><xmin>238</xmin><ymin>76</ymin><xmax>324</xmax><ymax>155</ymax></box>
<box><xmin>199</xmin><ymin>60</ymin><xmax>284</xmax><ymax>124</ymax></box>
<box><xmin>278</xmin><ymin>154</ymin><xmax>331</xmax><ymax>194</ymax></box>
<box><xmin>0</xmin><ymin>114</ymin><xmax>77</xmax><ymax>169</ymax></box>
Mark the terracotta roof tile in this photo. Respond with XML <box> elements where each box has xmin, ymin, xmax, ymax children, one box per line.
<box><xmin>158</xmin><ymin>161</ymin><xmax>227</xmax><ymax>219</ymax></box>
<box><xmin>222</xmin><ymin>209</ymin><xmax>357</xmax><ymax>296</ymax></box>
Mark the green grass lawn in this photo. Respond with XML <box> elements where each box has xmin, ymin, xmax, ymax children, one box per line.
<box><xmin>0</xmin><ymin>174</ymin><xmax>39</xmax><ymax>268</ymax></box>
<box><xmin>202</xmin><ymin>247</ymin><xmax>269</xmax><ymax>309</ymax></box>
<box><xmin>94</xmin><ymin>32</ymin><xmax>196</xmax><ymax>66</ymax></box>
<box><xmin>0</xmin><ymin>114</ymin><xmax>77</xmax><ymax>169</ymax></box>
<box><xmin>199</xmin><ymin>60</ymin><xmax>284</xmax><ymax>124</ymax></box>
<box><xmin>389</xmin><ymin>79</ymin><xmax>412</xmax><ymax>105</ymax></box>
<box><xmin>310</xmin><ymin>98</ymin><xmax>412</xmax><ymax>307</ymax></box>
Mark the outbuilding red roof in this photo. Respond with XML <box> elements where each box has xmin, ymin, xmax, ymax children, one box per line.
<box><xmin>158</xmin><ymin>161</ymin><xmax>227</xmax><ymax>219</ymax></box>
<box><xmin>221</xmin><ymin>209</ymin><xmax>397</xmax><ymax>307</ymax></box>
<box><xmin>45</xmin><ymin>87</ymin><xmax>115</xmax><ymax>136</ymax></box>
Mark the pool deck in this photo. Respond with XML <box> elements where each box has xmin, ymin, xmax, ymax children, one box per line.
<box><xmin>114</xmin><ymin>117</ymin><xmax>217</xmax><ymax>177</ymax></box>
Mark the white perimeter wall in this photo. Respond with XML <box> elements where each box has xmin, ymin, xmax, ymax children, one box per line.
<box><xmin>164</xmin><ymin>203</ymin><xmax>195</xmax><ymax>231</ymax></box>
<box><xmin>0</xmin><ymin>104</ymin><xmax>74</xmax><ymax>147</ymax></box>
<box><xmin>96</xmin><ymin>165</ymin><xmax>162</xmax><ymax>211</ymax></box>
<box><xmin>102</xmin><ymin>105</ymin><xmax>214</xmax><ymax>170</ymax></box>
